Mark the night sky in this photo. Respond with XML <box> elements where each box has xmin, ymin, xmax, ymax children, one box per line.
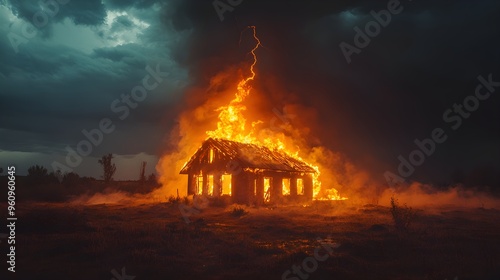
<box><xmin>1</xmin><ymin>0</ymin><xmax>499</xmax><ymax>189</ymax></box>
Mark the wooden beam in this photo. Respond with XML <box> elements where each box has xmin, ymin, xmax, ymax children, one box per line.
<box><xmin>202</xmin><ymin>173</ymin><xmax>208</xmax><ymax>195</ymax></box>
<box><xmin>290</xmin><ymin>176</ymin><xmax>297</xmax><ymax>197</ymax></box>
<box><xmin>255</xmin><ymin>174</ymin><xmax>264</xmax><ymax>204</ymax></box>
<box><xmin>304</xmin><ymin>174</ymin><xmax>313</xmax><ymax>200</ymax></box>
<box><xmin>272</xmin><ymin>175</ymin><xmax>282</xmax><ymax>202</ymax></box>
<box><xmin>214</xmin><ymin>172</ymin><xmax>222</xmax><ymax>196</ymax></box>
<box><xmin>187</xmin><ymin>173</ymin><xmax>195</xmax><ymax>195</ymax></box>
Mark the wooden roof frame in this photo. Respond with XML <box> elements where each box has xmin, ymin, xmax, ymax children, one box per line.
<box><xmin>179</xmin><ymin>138</ymin><xmax>316</xmax><ymax>174</ymax></box>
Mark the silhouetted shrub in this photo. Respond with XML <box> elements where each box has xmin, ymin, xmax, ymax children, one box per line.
<box><xmin>390</xmin><ymin>196</ymin><xmax>416</xmax><ymax>231</ymax></box>
<box><xmin>230</xmin><ymin>206</ymin><xmax>248</xmax><ymax>217</ymax></box>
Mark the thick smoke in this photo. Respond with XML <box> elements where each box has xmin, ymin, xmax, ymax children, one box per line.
<box><xmin>153</xmin><ymin>32</ymin><xmax>379</xmax><ymax>201</ymax></box>
<box><xmin>150</xmin><ymin>0</ymin><xmax>500</xmax><ymax>207</ymax></box>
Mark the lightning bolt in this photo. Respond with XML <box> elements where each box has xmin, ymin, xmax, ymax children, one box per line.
<box><xmin>207</xmin><ymin>26</ymin><xmax>263</xmax><ymax>141</ymax></box>
<box><xmin>234</xmin><ymin>25</ymin><xmax>262</xmax><ymax>103</ymax></box>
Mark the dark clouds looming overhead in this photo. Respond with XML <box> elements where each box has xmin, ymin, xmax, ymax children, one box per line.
<box><xmin>0</xmin><ymin>0</ymin><xmax>189</xmax><ymax>177</ymax></box>
<box><xmin>0</xmin><ymin>0</ymin><xmax>499</xmax><ymax>186</ymax></box>
<box><xmin>7</xmin><ymin>0</ymin><xmax>108</xmax><ymax>31</ymax></box>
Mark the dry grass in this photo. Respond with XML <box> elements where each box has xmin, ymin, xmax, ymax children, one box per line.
<box><xmin>4</xmin><ymin>202</ymin><xmax>500</xmax><ymax>280</ymax></box>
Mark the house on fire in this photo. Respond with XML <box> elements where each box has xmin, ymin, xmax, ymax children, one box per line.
<box><xmin>180</xmin><ymin>138</ymin><xmax>316</xmax><ymax>204</ymax></box>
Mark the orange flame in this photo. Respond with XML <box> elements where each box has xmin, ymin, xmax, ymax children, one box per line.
<box><xmin>205</xmin><ymin>26</ymin><xmax>346</xmax><ymax>201</ymax></box>
<box><xmin>206</xmin><ymin>26</ymin><xmax>262</xmax><ymax>144</ymax></box>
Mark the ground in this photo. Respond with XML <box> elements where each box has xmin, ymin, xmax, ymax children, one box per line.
<box><xmin>2</xmin><ymin>200</ymin><xmax>500</xmax><ymax>280</ymax></box>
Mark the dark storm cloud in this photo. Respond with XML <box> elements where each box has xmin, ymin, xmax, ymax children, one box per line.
<box><xmin>6</xmin><ymin>0</ymin><xmax>107</xmax><ymax>26</ymax></box>
<box><xmin>93</xmin><ymin>46</ymin><xmax>143</xmax><ymax>62</ymax></box>
<box><xmin>104</xmin><ymin>0</ymin><xmax>158</xmax><ymax>10</ymax></box>
<box><xmin>114</xmin><ymin>15</ymin><xmax>134</xmax><ymax>28</ymax></box>
<box><xmin>0</xmin><ymin>38</ymin><xmax>181</xmax><ymax>153</ymax></box>
<box><xmin>0</xmin><ymin>0</ymin><xmax>188</xmax><ymax>172</ymax></box>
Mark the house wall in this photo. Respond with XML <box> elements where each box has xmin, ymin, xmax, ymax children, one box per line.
<box><xmin>303</xmin><ymin>174</ymin><xmax>313</xmax><ymax>200</ymax></box>
<box><xmin>232</xmin><ymin>171</ymin><xmax>252</xmax><ymax>204</ymax></box>
<box><xmin>188</xmin><ymin>170</ymin><xmax>314</xmax><ymax>203</ymax></box>
<box><xmin>255</xmin><ymin>174</ymin><xmax>264</xmax><ymax>204</ymax></box>
<box><xmin>184</xmin><ymin>143</ymin><xmax>316</xmax><ymax>203</ymax></box>
<box><xmin>271</xmin><ymin>175</ymin><xmax>282</xmax><ymax>203</ymax></box>
<box><xmin>187</xmin><ymin>174</ymin><xmax>195</xmax><ymax>195</ymax></box>
<box><xmin>202</xmin><ymin>173</ymin><xmax>208</xmax><ymax>195</ymax></box>
<box><xmin>213</xmin><ymin>173</ymin><xmax>222</xmax><ymax>196</ymax></box>
<box><xmin>290</xmin><ymin>176</ymin><xmax>298</xmax><ymax>197</ymax></box>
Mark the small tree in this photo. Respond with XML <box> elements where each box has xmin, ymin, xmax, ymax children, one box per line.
<box><xmin>98</xmin><ymin>154</ymin><xmax>116</xmax><ymax>183</ymax></box>
<box><xmin>139</xmin><ymin>161</ymin><xmax>146</xmax><ymax>182</ymax></box>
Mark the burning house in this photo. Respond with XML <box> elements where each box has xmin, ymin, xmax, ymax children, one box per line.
<box><xmin>164</xmin><ymin>27</ymin><xmax>345</xmax><ymax>203</ymax></box>
<box><xmin>180</xmin><ymin>138</ymin><xmax>316</xmax><ymax>204</ymax></box>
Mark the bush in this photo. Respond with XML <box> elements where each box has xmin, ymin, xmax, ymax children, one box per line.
<box><xmin>167</xmin><ymin>196</ymin><xmax>182</xmax><ymax>204</ymax></box>
<box><xmin>62</xmin><ymin>172</ymin><xmax>80</xmax><ymax>187</ymax></box>
<box><xmin>230</xmin><ymin>206</ymin><xmax>248</xmax><ymax>217</ymax></box>
<box><xmin>390</xmin><ymin>196</ymin><xmax>416</xmax><ymax>232</ymax></box>
<box><xmin>27</xmin><ymin>165</ymin><xmax>59</xmax><ymax>185</ymax></box>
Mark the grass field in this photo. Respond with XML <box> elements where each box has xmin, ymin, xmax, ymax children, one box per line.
<box><xmin>3</xmin><ymin>200</ymin><xmax>500</xmax><ymax>280</ymax></box>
